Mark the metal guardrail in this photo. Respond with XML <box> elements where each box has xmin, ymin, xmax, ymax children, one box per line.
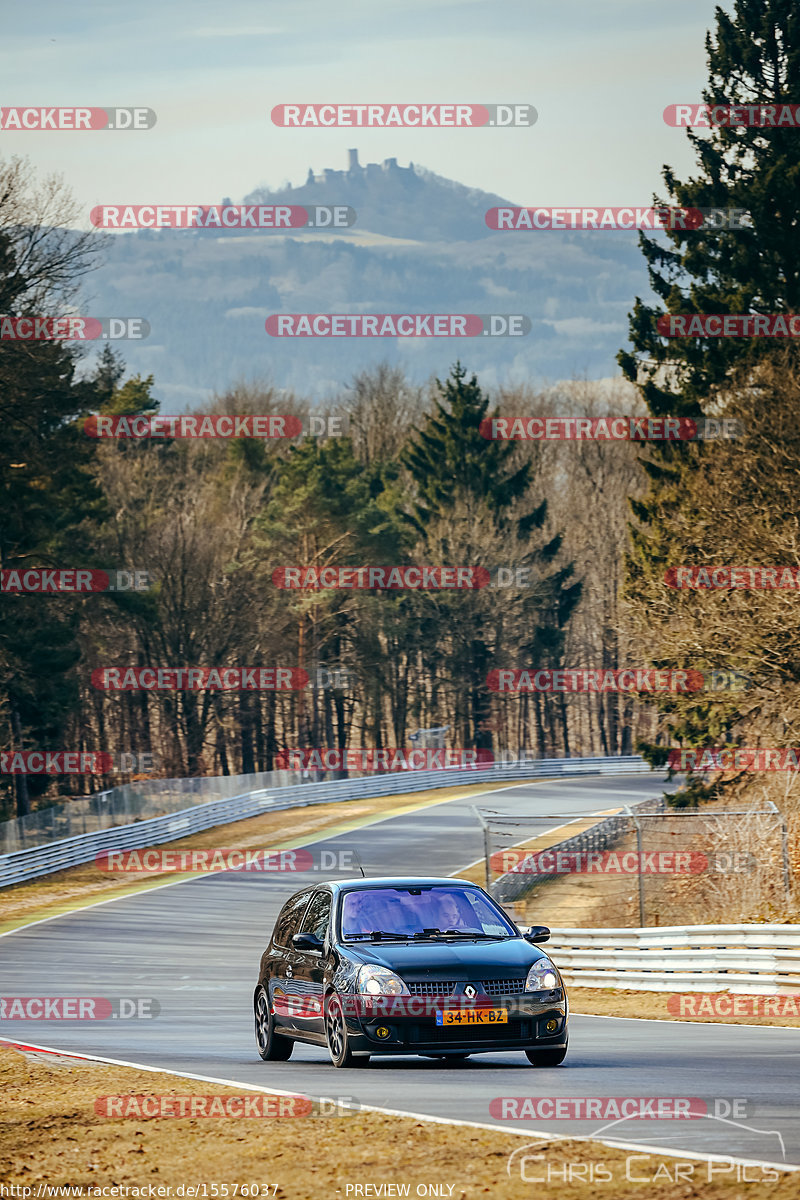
<box><xmin>0</xmin><ymin>755</ymin><xmax>653</xmax><ymax>888</ymax></box>
<box><xmin>548</xmin><ymin>924</ymin><xmax>800</xmax><ymax>992</ymax></box>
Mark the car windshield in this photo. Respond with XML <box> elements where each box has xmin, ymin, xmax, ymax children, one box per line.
<box><xmin>340</xmin><ymin>887</ymin><xmax>517</xmax><ymax>940</ymax></box>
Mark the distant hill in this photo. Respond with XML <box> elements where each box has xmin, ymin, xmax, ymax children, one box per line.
<box><xmin>82</xmin><ymin>151</ymin><xmax>655</xmax><ymax>405</ymax></box>
<box><xmin>243</xmin><ymin>149</ymin><xmax>513</xmax><ymax>242</ymax></box>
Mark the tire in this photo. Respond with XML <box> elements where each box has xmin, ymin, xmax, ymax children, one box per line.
<box><xmin>524</xmin><ymin>1039</ymin><xmax>568</xmax><ymax>1067</ymax></box>
<box><xmin>254</xmin><ymin>986</ymin><xmax>294</xmax><ymax>1061</ymax></box>
<box><xmin>324</xmin><ymin>994</ymin><xmax>369</xmax><ymax>1068</ymax></box>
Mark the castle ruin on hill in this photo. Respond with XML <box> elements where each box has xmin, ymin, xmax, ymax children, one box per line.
<box><xmin>305</xmin><ymin>148</ymin><xmax>416</xmax><ymax>186</ymax></box>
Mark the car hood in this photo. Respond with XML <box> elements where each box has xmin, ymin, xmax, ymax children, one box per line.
<box><xmin>343</xmin><ymin>937</ymin><xmax>551</xmax><ymax>979</ymax></box>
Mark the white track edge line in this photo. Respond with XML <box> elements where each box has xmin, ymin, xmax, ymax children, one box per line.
<box><xmin>1</xmin><ymin>1036</ymin><xmax>796</xmax><ymax>1173</ymax></box>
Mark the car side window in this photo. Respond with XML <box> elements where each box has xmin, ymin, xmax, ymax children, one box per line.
<box><xmin>302</xmin><ymin>890</ymin><xmax>332</xmax><ymax>943</ymax></box>
<box><xmin>272</xmin><ymin>890</ymin><xmax>313</xmax><ymax>946</ymax></box>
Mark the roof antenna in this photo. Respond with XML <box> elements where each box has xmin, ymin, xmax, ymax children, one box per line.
<box><xmin>350</xmin><ymin>848</ymin><xmax>366</xmax><ymax>878</ymax></box>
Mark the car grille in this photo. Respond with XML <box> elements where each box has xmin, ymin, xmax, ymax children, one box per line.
<box><xmin>481</xmin><ymin>978</ymin><xmax>526</xmax><ymax>996</ymax></box>
<box><xmin>406</xmin><ymin>979</ymin><xmax>526</xmax><ymax>997</ymax></box>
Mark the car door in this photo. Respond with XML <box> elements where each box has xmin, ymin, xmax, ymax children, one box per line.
<box><xmin>288</xmin><ymin>888</ymin><xmax>333</xmax><ymax>1037</ymax></box>
<box><xmin>268</xmin><ymin>889</ymin><xmax>313</xmax><ymax>1032</ymax></box>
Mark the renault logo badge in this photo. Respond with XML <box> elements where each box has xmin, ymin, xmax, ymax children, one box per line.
<box><xmin>464</xmin><ymin>984</ymin><xmax>476</xmax><ymax>998</ymax></box>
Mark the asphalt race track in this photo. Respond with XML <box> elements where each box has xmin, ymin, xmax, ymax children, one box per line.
<box><xmin>3</xmin><ymin>773</ymin><xmax>799</xmax><ymax>1166</ymax></box>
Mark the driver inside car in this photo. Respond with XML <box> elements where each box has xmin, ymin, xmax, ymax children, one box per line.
<box><xmin>436</xmin><ymin>892</ymin><xmax>480</xmax><ymax>932</ymax></box>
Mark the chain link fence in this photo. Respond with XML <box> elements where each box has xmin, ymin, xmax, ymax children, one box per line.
<box><xmin>478</xmin><ymin>801</ymin><xmax>792</xmax><ymax>927</ymax></box>
<box><xmin>0</xmin><ymin>769</ymin><xmax>308</xmax><ymax>855</ymax></box>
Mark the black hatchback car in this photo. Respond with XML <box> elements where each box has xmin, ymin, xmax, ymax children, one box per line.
<box><xmin>254</xmin><ymin>876</ymin><xmax>568</xmax><ymax>1068</ymax></box>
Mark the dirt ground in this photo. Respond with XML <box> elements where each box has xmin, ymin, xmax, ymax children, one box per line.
<box><xmin>1</xmin><ymin>1045</ymin><xmax>798</xmax><ymax>1199</ymax></box>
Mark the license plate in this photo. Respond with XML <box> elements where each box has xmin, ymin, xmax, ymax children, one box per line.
<box><xmin>435</xmin><ymin>1008</ymin><xmax>508</xmax><ymax>1026</ymax></box>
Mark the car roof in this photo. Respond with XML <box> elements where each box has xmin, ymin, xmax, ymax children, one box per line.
<box><xmin>323</xmin><ymin>876</ymin><xmax>480</xmax><ymax>892</ymax></box>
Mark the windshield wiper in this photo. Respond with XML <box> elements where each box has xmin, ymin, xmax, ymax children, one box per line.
<box><xmin>413</xmin><ymin>928</ymin><xmax>502</xmax><ymax>940</ymax></box>
<box><xmin>345</xmin><ymin>930</ymin><xmax>412</xmax><ymax>942</ymax></box>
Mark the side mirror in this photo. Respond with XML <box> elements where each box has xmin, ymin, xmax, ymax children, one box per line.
<box><xmin>292</xmin><ymin>931</ymin><xmax>324</xmax><ymax>952</ymax></box>
<box><xmin>523</xmin><ymin>925</ymin><xmax>550</xmax><ymax>944</ymax></box>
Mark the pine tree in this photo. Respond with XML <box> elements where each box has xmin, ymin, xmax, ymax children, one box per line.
<box><xmin>619</xmin><ymin>0</ymin><xmax>800</xmax><ymax>757</ymax></box>
<box><xmin>401</xmin><ymin>364</ymin><xmax>580</xmax><ymax>751</ymax></box>
<box><xmin>402</xmin><ymin>362</ymin><xmax>538</xmax><ymax>535</ymax></box>
<box><xmin>0</xmin><ymin>249</ymin><xmax>108</xmax><ymax>814</ymax></box>
<box><xmin>92</xmin><ymin>344</ymin><xmax>127</xmax><ymax>405</ymax></box>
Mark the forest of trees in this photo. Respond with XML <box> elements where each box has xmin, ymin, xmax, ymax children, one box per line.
<box><xmin>1</xmin><ymin>288</ymin><xmax>656</xmax><ymax>819</ymax></box>
<box><xmin>3</xmin><ymin>0</ymin><xmax>800</xmax><ymax>839</ymax></box>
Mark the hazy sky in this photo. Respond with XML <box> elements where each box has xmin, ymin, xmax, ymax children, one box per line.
<box><xmin>1</xmin><ymin>0</ymin><xmax>728</xmax><ymax>223</ymax></box>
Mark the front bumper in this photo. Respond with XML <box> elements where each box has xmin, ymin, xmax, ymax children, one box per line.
<box><xmin>342</xmin><ymin>991</ymin><xmax>568</xmax><ymax>1054</ymax></box>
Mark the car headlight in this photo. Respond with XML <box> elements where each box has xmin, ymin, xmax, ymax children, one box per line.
<box><xmin>357</xmin><ymin>965</ymin><xmax>410</xmax><ymax>996</ymax></box>
<box><xmin>525</xmin><ymin>958</ymin><xmax>559</xmax><ymax>992</ymax></box>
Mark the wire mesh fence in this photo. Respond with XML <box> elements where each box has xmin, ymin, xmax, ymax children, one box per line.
<box><xmin>0</xmin><ymin>769</ymin><xmax>307</xmax><ymax>855</ymax></box>
<box><xmin>477</xmin><ymin>801</ymin><xmax>792</xmax><ymax>928</ymax></box>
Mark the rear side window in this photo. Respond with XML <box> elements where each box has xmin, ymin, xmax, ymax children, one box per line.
<box><xmin>302</xmin><ymin>890</ymin><xmax>332</xmax><ymax>943</ymax></box>
<box><xmin>272</xmin><ymin>891</ymin><xmax>313</xmax><ymax>946</ymax></box>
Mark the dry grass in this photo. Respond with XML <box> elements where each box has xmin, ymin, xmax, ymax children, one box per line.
<box><xmin>569</xmin><ymin>987</ymin><xmax>800</xmax><ymax>1027</ymax></box>
<box><xmin>1</xmin><ymin>1046</ymin><xmax>798</xmax><ymax>1198</ymax></box>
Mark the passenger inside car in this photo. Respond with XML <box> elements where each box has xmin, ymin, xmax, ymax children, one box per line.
<box><xmin>342</xmin><ymin>891</ymin><xmax>398</xmax><ymax>936</ymax></box>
